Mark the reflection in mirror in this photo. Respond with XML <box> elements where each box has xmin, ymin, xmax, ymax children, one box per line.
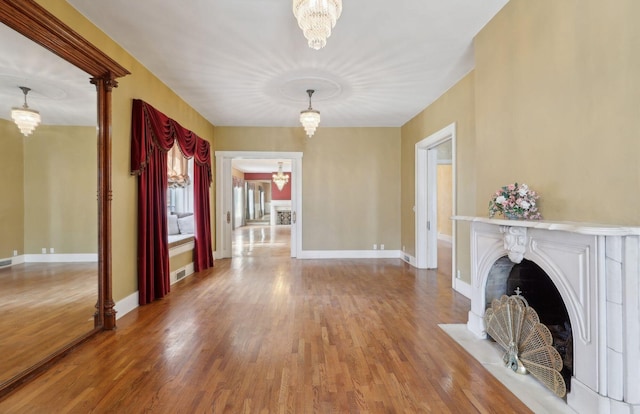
<box><xmin>0</xmin><ymin>23</ymin><xmax>97</xmax><ymax>386</ymax></box>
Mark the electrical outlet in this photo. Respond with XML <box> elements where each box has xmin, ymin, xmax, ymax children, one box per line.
<box><xmin>402</xmin><ymin>246</ymin><xmax>405</xmax><ymax>252</ymax></box>
<box><xmin>41</xmin><ymin>248</ymin><xmax>47</xmax><ymax>254</ymax></box>
<box><xmin>380</xmin><ymin>244</ymin><xmax>385</xmax><ymax>250</ymax></box>
<box><xmin>457</xmin><ymin>270</ymin><xmax>461</xmax><ymax>279</ymax></box>
<box><xmin>13</xmin><ymin>250</ymin><xmax>18</xmax><ymax>256</ymax></box>
<box><xmin>373</xmin><ymin>244</ymin><xmax>377</xmax><ymax>250</ymax></box>
<box><xmin>50</xmin><ymin>248</ymin><xmax>55</xmax><ymax>254</ymax></box>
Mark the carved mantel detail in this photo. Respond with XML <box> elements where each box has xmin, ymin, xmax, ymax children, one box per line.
<box><xmin>500</xmin><ymin>225</ymin><xmax>527</xmax><ymax>263</ymax></box>
<box><xmin>454</xmin><ymin>215</ymin><xmax>640</xmax><ymax>414</ymax></box>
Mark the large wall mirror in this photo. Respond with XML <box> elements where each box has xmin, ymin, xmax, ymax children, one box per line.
<box><xmin>0</xmin><ymin>1</ymin><xmax>129</xmax><ymax>397</ymax></box>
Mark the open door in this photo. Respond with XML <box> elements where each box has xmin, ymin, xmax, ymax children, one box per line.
<box><xmin>215</xmin><ymin>151</ymin><xmax>303</xmax><ymax>259</ymax></box>
<box><xmin>415</xmin><ymin>123</ymin><xmax>456</xmax><ymax>272</ymax></box>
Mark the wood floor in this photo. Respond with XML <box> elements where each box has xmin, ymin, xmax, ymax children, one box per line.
<box><xmin>0</xmin><ymin>229</ymin><xmax>531</xmax><ymax>413</ymax></box>
<box><xmin>0</xmin><ymin>262</ymin><xmax>96</xmax><ymax>386</ymax></box>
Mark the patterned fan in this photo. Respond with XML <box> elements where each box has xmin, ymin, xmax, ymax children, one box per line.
<box><xmin>484</xmin><ymin>295</ymin><xmax>566</xmax><ymax>397</ymax></box>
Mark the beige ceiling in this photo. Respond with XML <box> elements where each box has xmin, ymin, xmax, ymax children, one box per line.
<box><xmin>65</xmin><ymin>0</ymin><xmax>509</xmax><ymax>128</ymax></box>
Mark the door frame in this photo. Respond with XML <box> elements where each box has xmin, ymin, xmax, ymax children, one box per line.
<box><xmin>415</xmin><ymin>123</ymin><xmax>456</xmax><ymax>277</ymax></box>
<box><xmin>215</xmin><ymin>151</ymin><xmax>303</xmax><ymax>259</ymax></box>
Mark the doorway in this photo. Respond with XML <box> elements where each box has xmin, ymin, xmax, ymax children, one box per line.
<box><xmin>215</xmin><ymin>151</ymin><xmax>303</xmax><ymax>259</ymax></box>
<box><xmin>415</xmin><ymin>123</ymin><xmax>456</xmax><ymax>282</ymax></box>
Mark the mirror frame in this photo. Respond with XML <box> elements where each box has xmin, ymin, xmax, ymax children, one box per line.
<box><xmin>0</xmin><ymin>0</ymin><xmax>129</xmax><ymax>397</ymax></box>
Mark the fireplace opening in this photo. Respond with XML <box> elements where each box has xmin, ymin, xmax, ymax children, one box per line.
<box><xmin>485</xmin><ymin>257</ymin><xmax>573</xmax><ymax>392</ymax></box>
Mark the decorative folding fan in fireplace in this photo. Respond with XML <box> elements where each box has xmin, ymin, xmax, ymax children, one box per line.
<box><xmin>484</xmin><ymin>294</ymin><xmax>567</xmax><ymax>397</ymax></box>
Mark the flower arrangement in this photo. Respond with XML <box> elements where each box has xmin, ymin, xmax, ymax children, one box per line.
<box><xmin>489</xmin><ymin>182</ymin><xmax>542</xmax><ymax>220</ymax></box>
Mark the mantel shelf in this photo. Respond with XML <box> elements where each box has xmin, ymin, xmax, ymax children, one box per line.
<box><xmin>452</xmin><ymin>215</ymin><xmax>640</xmax><ymax>237</ymax></box>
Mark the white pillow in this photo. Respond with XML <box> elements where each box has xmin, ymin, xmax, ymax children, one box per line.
<box><xmin>167</xmin><ymin>214</ymin><xmax>180</xmax><ymax>235</ymax></box>
<box><xmin>178</xmin><ymin>214</ymin><xmax>194</xmax><ymax>234</ymax></box>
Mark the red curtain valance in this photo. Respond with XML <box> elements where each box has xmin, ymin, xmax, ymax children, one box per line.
<box><xmin>130</xmin><ymin>99</ymin><xmax>214</xmax><ymax>305</ymax></box>
<box><xmin>131</xmin><ymin>99</ymin><xmax>211</xmax><ymax>179</ymax></box>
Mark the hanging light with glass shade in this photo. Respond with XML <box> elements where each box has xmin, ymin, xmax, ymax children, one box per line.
<box><xmin>11</xmin><ymin>86</ymin><xmax>41</xmax><ymax>137</ymax></box>
<box><xmin>272</xmin><ymin>162</ymin><xmax>289</xmax><ymax>190</ymax></box>
<box><xmin>293</xmin><ymin>0</ymin><xmax>342</xmax><ymax>50</ymax></box>
<box><xmin>299</xmin><ymin>89</ymin><xmax>320</xmax><ymax>138</ymax></box>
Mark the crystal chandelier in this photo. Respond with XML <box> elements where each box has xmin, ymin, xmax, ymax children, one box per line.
<box><xmin>272</xmin><ymin>162</ymin><xmax>289</xmax><ymax>191</ymax></box>
<box><xmin>11</xmin><ymin>86</ymin><xmax>41</xmax><ymax>136</ymax></box>
<box><xmin>299</xmin><ymin>89</ymin><xmax>320</xmax><ymax>138</ymax></box>
<box><xmin>293</xmin><ymin>0</ymin><xmax>342</xmax><ymax>50</ymax></box>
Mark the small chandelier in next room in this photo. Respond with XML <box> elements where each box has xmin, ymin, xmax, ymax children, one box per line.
<box><xmin>11</xmin><ymin>86</ymin><xmax>41</xmax><ymax>136</ymax></box>
<box><xmin>272</xmin><ymin>162</ymin><xmax>289</xmax><ymax>191</ymax></box>
<box><xmin>299</xmin><ymin>89</ymin><xmax>320</xmax><ymax>138</ymax></box>
<box><xmin>293</xmin><ymin>0</ymin><xmax>342</xmax><ymax>50</ymax></box>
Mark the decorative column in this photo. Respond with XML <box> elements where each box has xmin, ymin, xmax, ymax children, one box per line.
<box><xmin>92</xmin><ymin>74</ymin><xmax>118</xmax><ymax>330</ymax></box>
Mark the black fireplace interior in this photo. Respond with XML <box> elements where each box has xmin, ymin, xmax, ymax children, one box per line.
<box><xmin>506</xmin><ymin>259</ymin><xmax>573</xmax><ymax>391</ymax></box>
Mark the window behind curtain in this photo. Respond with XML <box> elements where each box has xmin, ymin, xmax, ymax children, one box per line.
<box><xmin>167</xmin><ymin>145</ymin><xmax>193</xmax><ymax>215</ymax></box>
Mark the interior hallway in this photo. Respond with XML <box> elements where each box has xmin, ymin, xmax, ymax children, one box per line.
<box><xmin>0</xmin><ymin>237</ymin><xmax>531</xmax><ymax>413</ymax></box>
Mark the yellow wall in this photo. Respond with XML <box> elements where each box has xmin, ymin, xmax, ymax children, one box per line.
<box><xmin>35</xmin><ymin>1</ymin><xmax>216</xmax><ymax>301</ymax></box>
<box><xmin>0</xmin><ymin>119</ymin><xmax>24</xmax><ymax>258</ymax></box>
<box><xmin>0</xmin><ymin>121</ymin><xmax>94</xmax><ymax>257</ymax></box>
<box><xmin>216</xmin><ymin>127</ymin><xmax>402</xmax><ymax>250</ymax></box>
<box><xmin>23</xmin><ymin>125</ymin><xmax>97</xmax><ymax>254</ymax></box>
<box><xmin>474</xmin><ymin>0</ymin><xmax>640</xmax><ymax>224</ymax></box>
<box><xmin>31</xmin><ymin>0</ymin><xmax>639</xmax><ymax>296</ymax></box>
<box><xmin>170</xmin><ymin>250</ymin><xmax>193</xmax><ymax>272</ymax></box>
<box><xmin>402</xmin><ymin>0</ymin><xmax>640</xmax><ymax>284</ymax></box>
<box><xmin>401</xmin><ymin>73</ymin><xmax>476</xmax><ymax>281</ymax></box>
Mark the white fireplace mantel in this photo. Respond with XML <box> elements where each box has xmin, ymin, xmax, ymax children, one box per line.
<box><xmin>453</xmin><ymin>216</ymin><xmax>640</xmax><ymax>414</ymax></box>
<box><xmin>453</xmin><ymin>215</ymin><xmax>640</xmax><ymax>236</ymax></box>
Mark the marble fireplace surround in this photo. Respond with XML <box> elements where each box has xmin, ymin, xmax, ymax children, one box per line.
<box><xmin>454</xmin><ymin>216</ymin><xmax>640</xmax><ymax>414</ymax></box>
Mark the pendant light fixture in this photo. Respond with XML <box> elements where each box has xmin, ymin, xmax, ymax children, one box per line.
<box><xmin>293</xmin><ymin>0</ymin><xmax>342</xmax><ymax>50</ymax></box>
<box><xmin>11</xmin><ymin>86</ymin><xmax>41</xmax><ymax>136</ymax></box>
<box><xmin>299</xmin><ymin>89</ymin><xmax>320</xmax><ymax>138</ymax></box>
<box><xmin>272</xmin><ymin>162</ymin><xmax>289</xmax><ymax>191</ymax></box>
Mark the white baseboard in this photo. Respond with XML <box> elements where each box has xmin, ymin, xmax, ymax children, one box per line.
<box><xmin>115</xmin><ymin>291</ymin><xmax>139</xmax><ymax>320</ymax></box>
<box><xmin>401</xmin><ymin>252</ymin><xmax>417</xmax><ymax>267</ymax></box>
<box><xmin>438</xmin><ymin>234</ymin><xmax>453</xmax><ymax>244</ymax></box>
<box><xmin>170</xmin><ymin>262</ymin><xmax>195</xmax><ymax>284</ymax></box>
<box><xmin>454</xmin><ymin>278</ymin><xmax>471</xmax><ymax>298</ymax></box>
<box><xmin>22</xmin><ymin>253</ymin><xmax>98</xmax><ymax>263</ymax></box>
<box><xmin>297</xmin><ymin>250</ymin><xmax>403</xmax><ymax>259</ymax></box>
<box><xmin>115</xmin><ymin>262</ymin><xmax>195</xmax><ymax>321</ymax></box>
<box><xmin>0</xmin><ymin>255</ymin><xmax>23</xmax><ymax>266</ymax></box>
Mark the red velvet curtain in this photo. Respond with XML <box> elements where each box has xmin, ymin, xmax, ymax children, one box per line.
<box><xmin>131</xmin><ymin>99</ymin><xmax>214</xmax><ymax>305</ymax></box>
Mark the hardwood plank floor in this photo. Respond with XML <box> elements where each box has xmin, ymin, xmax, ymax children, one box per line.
<box><xmin>0</xmin><ymin>263</ymin><xmax>96</xmax><ymax>385</ymax></box>
<box><xmin>0</xmin><ymin>236</ymin><xmax>532</xmax><ymax>413</ymax></box>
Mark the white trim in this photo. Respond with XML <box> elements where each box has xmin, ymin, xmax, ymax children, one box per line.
<box><xmin>0</xmin><ymin>255</ymin><xmax>24</xmax><ymax>266</ymax></box>
<box><xmin>169</xmin><ymin>240</ymin><xmax>195</xmax><ymax>257</ymax></box>
<box><xmin>215</xmin><ymin>151</ymin><xmax>303</xmax><ymax>259</ymax></box>
<box><xmin>401</xmin><ymin>252</ymin><xmax>417</xmax><ymax>267</ymax></box>
<box><xmin>438</xmin><ymin>234</ymin><xmax>453</xmax><ymax>244</ymax></box>
<box><xmin>297</xmin><ymin>249</ymin><xmax>403</xmax><ymax>260</ymax></box>
<box><xmin>21</xmin><ymin>253</ymin><xmax>98</xmax><ymax>263</ymax></box>
<box><xmin>453</xmin><ymin>278</ymin><xmax>471</xmax><ymax>298</ymax></box>
<box><xmin>170</xmin><ymin>262</ymin><xmax>195</xmax><ymax>284</ymax></box>
<box><xmin>115</xmin><ymin>291</ymin><xmax>139</xmax><ymax>319</ymax></box>
<box><xmin>415</xmin><ymin>123</ymin><xmax>457</xmax><ymax>288</ymax></box>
